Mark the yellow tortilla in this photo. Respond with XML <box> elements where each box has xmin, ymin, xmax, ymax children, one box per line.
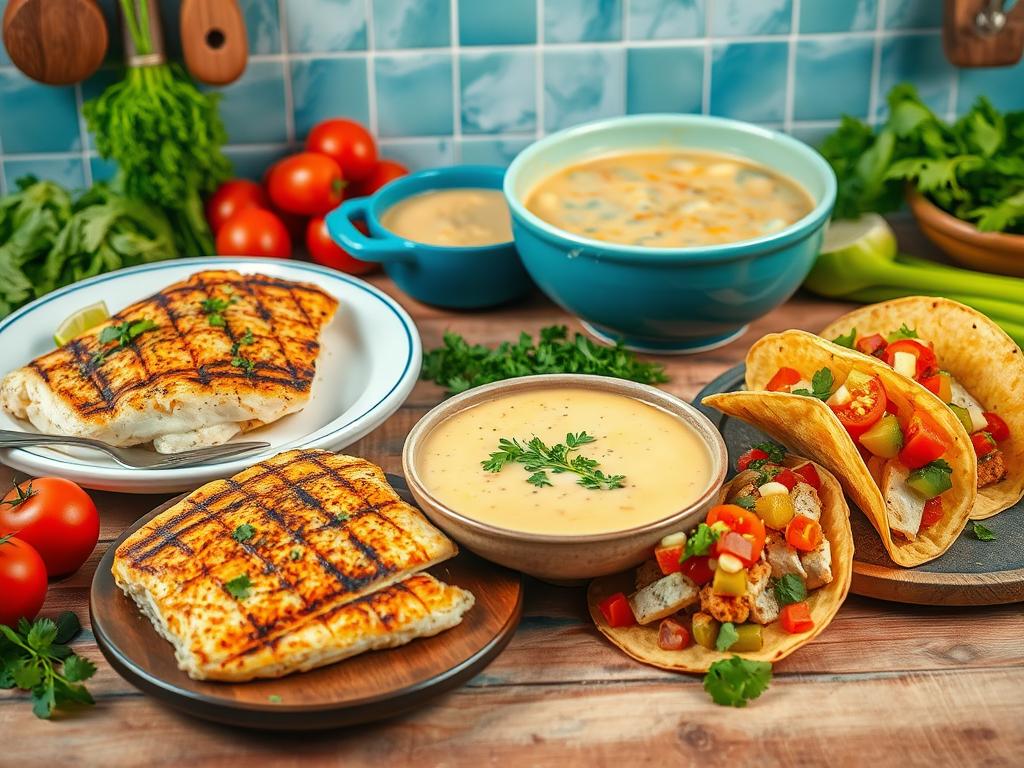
<box><xmin>819</xmin><ymin>296</ymin><xmax>1024</xmax><ymax>520</ymax></box>
<box><xmin>703</xmin><ymin>330</ymin><xmax>976</xmax><ymax>567</ymax></box>
<box><xmin>587</xmin><ymin>458</ymin><xmax>852</xmax><ymax>673</ymax></box>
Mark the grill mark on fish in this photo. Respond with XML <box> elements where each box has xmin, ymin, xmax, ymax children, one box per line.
<box><xmin>66</xmin><ymin>338</ymin><xmax>115</xmax><ymax>407</ymax></box>
<box><xmin>154</xmin><ymin>290</ymin><xmax>210</xmax><ymax>386</ymax></box>
<box><xmin>235</xmin><ymin>278</ymin><xmax>303</xmax><ymax>387</ymax></box>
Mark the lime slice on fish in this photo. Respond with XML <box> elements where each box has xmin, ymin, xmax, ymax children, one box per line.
<box><xmin>820</xmin><ymin>213</ymin><xmax>897</xmax><ymax>260</ymax></box>
<box><xmin>53</xmin><ymin>301</ymin><xmax>110</xmax><ymax>346</ymax></box>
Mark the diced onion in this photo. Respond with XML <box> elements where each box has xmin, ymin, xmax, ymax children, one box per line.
<box><xmin>828</xmin><ymin>384</ymin><xmax>852</xmax><ymax>407</ymax></box>
<box><xmin>968</xmin><ymin>405</ymin><xmax>988</xmax><ymax>432</ymax></box>
<box><xmin>792</xmin><ymin>379</ymin><xmax>811</xmax><ymax>392</ymax></box>
<box><xmin>893</xmin><ymin>351</ymin><xmax>917</xmax><ymax>378</ymax></box>
<box><xmin>660</xmin><ymin>531</ymin><xmax>687</xmax><ymax>548</ymax></box>
<box><xmin>717</xmin><ymin>553</ymin><xmax>744</xmax><ymax>573</ymax></box>
<box><xmin>758</xmin><ymin>481</ymin><xmax>789</xmax><ymax>496</ymax></box>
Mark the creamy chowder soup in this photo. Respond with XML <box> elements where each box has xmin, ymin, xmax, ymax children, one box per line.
<box><xmin>524</xmin><ymin>150</ymin><xmax>814</xmax><ymax>248</ymax></box>
<box><xmin>417</xmin><ymin>387</ymin><xmax>713</xmax><ymax>536</ymax></box>
<box><xmin>379</xmin><ymin>188</ymin><xmax>512</xmax><ymax>247</ymax></box>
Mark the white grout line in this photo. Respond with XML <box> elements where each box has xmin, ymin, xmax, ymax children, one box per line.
<box><xmin>365</xmin><ymin>0</ymin><xmax>379</xmax><ymax>137</ymax></box>
<box><xmin>450</xmin><ymin>0</ymin><xmax>462</xmax><ymax>159</ymax></box>
<box><xmin>536</xmin><ymin>0</ymin><xmax>546</xmax><ymax>137</ymax></box>
<box><xmin>867</xmin><ymin>0</ymin><xmax>886</xmax><ymax>122</ymax></box>
<box><xmin>784</xmin><ymin>0</ymin><xmax>800</xmax><ymax>132</ymax></box>
<box><xmin>73</xmin><ymin>83</ymin><xmax>92</xmax><ymax>188</ymax></box>
<box><xmin>276</xmin><ymin>0</ymin><xmax>297</xmax><ymax>143</ymax></box>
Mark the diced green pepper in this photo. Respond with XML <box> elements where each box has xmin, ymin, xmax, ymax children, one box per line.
<box><xmin>731</xmin><ymin>624</ymin><xmax>764</xmax><ymax>652</ymax></box>
<box><xmin>692</xmin><ymin>613</ymin><xmax>720</xmax><ymax>650</ymax></box>
<box><xmin>858</xmin><ymin>414</ymin><xmax>903</xmax><ymax>458</ymax></box>
<box><xmin>907</xmin><ymin>461</ymin><xmax>953</xmax><ymax>499</ymax></box>
<box><xmin>949</xmin><ymin>404</ymin><xmax>974</xmax><ymax>435</ymax></box>
<box><xmin>713</xmin><ymin>567</ymin><xmax>747</xmax><ymax>597</ymax></box>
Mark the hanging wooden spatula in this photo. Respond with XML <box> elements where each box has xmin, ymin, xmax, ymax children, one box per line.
<box><xmin>2</xmin><ymin>0</ymin><xmax>108</xmax><ymax>85</ymax></box>
<box><xmin>179</xmin><ymin>0</ymin><xmax>248</xmax><ymax>86</ymax></box>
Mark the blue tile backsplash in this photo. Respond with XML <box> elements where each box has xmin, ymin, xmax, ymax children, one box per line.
<box><xmin>0</xmin><ymin>0</ymin><xmax>1014</xmax><ymax>195</ymax></box>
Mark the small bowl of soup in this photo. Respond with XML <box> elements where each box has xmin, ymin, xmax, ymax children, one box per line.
<box><xmin>325</xmin><ymin>165</ymin><xmax>532</xmax><ymax>309</ymax></box>
<box><xmin>402</xmin><ymin>374</ymin><xmax>728</xmax><ymax>582</ymax></box>
<box><xmin>504</xmin><ymin>114</ymin><xmax>837</xmax><ymax>353</ymax></box>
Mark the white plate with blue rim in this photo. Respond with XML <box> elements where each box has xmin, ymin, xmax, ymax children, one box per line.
<box><xmin>0</xmin><ymin>257</ymin><xmax>421</xmax><ymax>494</ymax></box>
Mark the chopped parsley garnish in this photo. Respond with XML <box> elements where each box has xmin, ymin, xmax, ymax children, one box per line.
<box><xmin>733</xmin><ymin>495</ymin><xmax>756</xmax><ymax>511</ymax></box>
<box><xmin>229</xmin><ymin>328</ymin><xmax>257</xmax><ymax>374</ymax></box>
<box><xmin>231</xmin><ymin>523</ymin><xmax>255</xmax><ymax>543</ymax></box>
<box><xmin>887</xmin><ymin>323</ymin><xmax>919</xmax><ymax>342</ymax></box>
<box><xmin>289</xmin><ymin>547</ymin><xmax>302</xmax><ymax>560</ymax></box>
<box><xmin>201</xmin><ymin>294</ymin><xmax>236</xmax><ymax>327</ymax></box>
<box><xmin>482</xmin><ymin>432</ymin><xmax>625</xmax><ymax>491</ymax></box>
<box><xmin>832</xmin><ymin>328</ymin><xmax>857</xmax><ymax>349</ymax></box>
<box><xmin>232</xmin><ymin>354</ymin><xmax>255</xmax><ymax>375</ymax></box>
<box><xmin>747</xmin><ymin>441</ymin><xmax>786</xmax><ymax>469</ymax></box>
<box><xmin>224</xmin><ymin>573</ymin><xmax>252</xmax><ymax>600</ymax></box>
<box><xmin>773</xmin><ymin>574</ymin><xmax>808</xmax><ymax>606</ymax></box>
<box><xmin>792</xmin><ymin>367</ymin><xmax>834</xmax><ymax>401</ymax></box>
<box><xmin>679</xmin><ymin>523</ymin><xmax>720</xmax><ymax>563</ymax></box>
<box><xmin>715</xmin><ymin>622</ymin><xmax>739</xmax><ymax>651</ymax></box>
<box><xmin>88</xmin><ymin>317</ymin><xmax>158</xmax><ymax>369</ymax></box>
<box><xmin>969</xmin><ymin>522</ymin><xmax>996</xmax><ymax>541</ymax></box>
<box><xmin>268</xmin><ymin>694</ymin><xmax>282</xmax><ymax>703</ymax></box>
<box><xmin>754</xmin><ymin>464</ymin><xmax>782</xmax><ymax>487</ymax></box>
<box><xmin>335</xmin><ymin>512</ymin><xmax>351</xmax><ymax>523</ymax></box>
<box><xmin>703</xmin><ymin>656</ymin><xmax>772</xmax><ymax>708</ymax></box>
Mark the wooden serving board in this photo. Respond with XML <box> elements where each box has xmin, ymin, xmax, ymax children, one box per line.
<box><xmin>89</xmin><ymin>475</ymin><xmax>524</xmax><ymax>730</ymax></box>
<box><xmin>696</xmin><ymin>366</ymin><xmax>1024</xmax><ymax>606</ymax></box>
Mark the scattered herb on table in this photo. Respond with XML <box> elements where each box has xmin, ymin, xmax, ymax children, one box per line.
<box><xmin>679</xmin><ymin>523</ymin><xmax>720</xmax><ymax>563</ymax></box>
<box><xmin>88</xmin><ymin>317</ymin><xmax>158</xmax><ymax>369</ymax></box>
<box><xmin>703</xmin><ymin>656</ymin><xmax>772</xmax><ymax>708</ymax></box>
<box><xmin>821</xmin><ymin>84</ymin><xmax>1024</xmax><ymax>233</ymax></box>
<box><xmin>773</xmin><ymin>574</ymin><xmax>808</xmax><ymax>606</ymax></box>
<box><xmin>421</xmin><ymin>325</ymin><xmax>669</xmax><ymax>396</ymax></box>
<box><xmin>224</xmin><ymin>573</ymin><xmax>252</xmax><ymax>600</ymax></box>
<box><xmin>792</xmin><ymin>368</ymin><xmax>834</xmax><ymax>401</ymax></box>
<box><xmin>0</xmin><ymin>611</ymin><xmax>97</xmax><ymax>719</ymax></box>
<box><xmin>482</xmin><ymin>431</ymin><xmax>626</xmax><ymax>490</ymax></box>
<box><xmin>232</xmin><ymin>523</ymin><xmax>256</xmax><ymax>543</ymax></box>
<box><xmin>969</xmin><ymin>522</ymin><xmax>996</xmax><ymax>542</ymax></box>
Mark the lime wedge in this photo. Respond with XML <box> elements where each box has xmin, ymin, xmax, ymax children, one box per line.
<box><xmin>54</xmin><ymin>301</ymin><xmax>110</xmax><ymax>346</ymax></box>
<box><xmin>820</xmin><ymin>213</ymin><xmax>897</xmax><ymax>260</ymax></box>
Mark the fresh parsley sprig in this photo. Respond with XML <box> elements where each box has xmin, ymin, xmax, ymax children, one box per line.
<box><xmin>792</xmin><ymin>367</ymin><xmax>834</xmax><ymax>401</ymax></box>
<box><xmin>224</xmin><ymin>573</ymin><xmax>252</xmax><ymax>600</ymax></box>
<box><xmin>703</xmin><ymin>656</ymin><xmax>772</xmax><ymax>707</ymax></box>
<box><xmin>0</xmin><ymin>611</ymin><xmax>97</xmax><ymax>719</ymax></box>
<box><xmin>88</xmin><ymin>317</ymin><xmax>158</xmax><ymax>368</ymax></box>
<box><xmin>679</xmin><ymin>523</ymin><xmax>720</xmax><ymax>563</ymax></box>
<box><xmin>773</xmin><ymin>574</ymin><xmax>808</xmax><ymax>606</ymax></box>
<box><xmin>230</xmin><ymin>328</ymin><xmax>256</xmax><ymax>375</ymax></box>
<box><xmin>832</xmin><ymin>328</ymin><xmax>857</xmax><ymax>349</ymax></box>
<box><xmin>887</xmin><ymin>323</ymin><xmax>919</xmax><ymax>342</ymax></box>
<box><xmin>482</xmin><ymin>432</ymin><xmax>626</xmax><ymax>491</ymax></box>
<box><xmin>201</xmin><ymin>293</ymin><xmax>236</xmax><ymax>327</ymax></box>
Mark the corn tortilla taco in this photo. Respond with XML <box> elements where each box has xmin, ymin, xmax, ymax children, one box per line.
<box><xmin>588</xmin><ymin>456</ymin><xmax>852</xmax><ymax>673</ymax></box>
<box><xmin>702</xmin><ymin>329</ymin><xmax>976</xmax><ymax>567</ymax></box>
<box><xmin>819</xmin><ymin>296</ymin><xmax>1024</xmax><ymax>520</ymax></box>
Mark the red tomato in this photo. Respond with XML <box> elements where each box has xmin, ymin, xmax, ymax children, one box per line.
<box><xmin>737</xmin><ymin>448</ymin><xmax>769</xmax><ymax>472</ymax></box>
<box><xmin>706</xmin><ymin>505</ymin><xmax>766</xmax><ymax>561</ymax></box>
<box><xmin>597</xmin><ymin>592</ymin><xmax>635</xmax><ymax>628</ymax></box>
<box><xmin>983</xmin><ymin>412</ymin><xmax>1010</xmax><ymax>443</ymax></box>
<box><xmin>793</xmin><ymin>462</ymin><xmax>821</xmax><ymax>491</ymax></box>
<box><xmin>216</xmin><ymin>208</ymin><xmax>292</xmax><ymax>259</ymax></box>
<box><xmin>884</xmin><ymin>339</ymin><xmax>938</xmax><ymax>380</ymax></box>
<box><xmin>654</xmin><ymin>543</ymin><xmax>684</xmax><ymax>575</ymax></box>
<box><xmin>766</xmin><ymin>367</ymin><xmax>801</xmax><ymax>392</ymax></box>
<box><xmin>268</xmin><ymin>152</ymin><xmax>345</xmax><ymax>216</ymax></box>
<box><xmin>305</xmin><ymin>119</ymin><xmax>378</xmax><ymax>182</ymax></box>
<box><xmin>899</xmin><ymin>409</ymin><xmax>950</xmax><ymax>469</ymax></box>
<box><xmin>829</xmin><ymin>374</ymin><xmax>887</xmax><ymax>439</ymax></box>
<box><xmin>971</xmin><ymin>431</ymin><xmax>998</xmax><ymax>458</ymax></box>
<box><xmin>855</xmin><ymin>333</ymin><xmax>887</xmax><ymax>357</ymax></box>
<box><xmin>305</xmin><ymin>216</ymin><xmax>377</xmax><ymax>275</ymax></box>
<box><xmin>0</xmin><ymin>535</ymin><xmax>47</xmax><ymax>627</ymax></box>
<box><xmin>786</xmin><ymin>515</ymin><xmax>822</xmax><ymax>552</ymax></box>
<box><xmin>772</xmin><ymin>468</ymin><xmax>800</xmax><ymax>491</ymax></box>
<box><xmin>921</xmin><ymin>496</ymin><xmax>943</xmax><ymax>529</ymax></box>
<box><xmin>715</xmin><ymin>531</ymin><xmax>755</xmax><ymax>567</ymax></box>
<box><xmin>205</xmin><ymin>179</ymin><xmax>270</xmax><ymax>234</ymax></box>
<box><xmin>779</xmin><ymin>601</ymin><xmax>814</xmax><ymax>634</ymax></box>
<box><xmin>657</xmin><ymin>618</ymin><xmax>690</xmax><ymax>651</ymax></box>
<box><xmin>680</xmin><ymin>555</ymin><xmax>715</xmax><ymax>586</ymax></box>
<box><xmin>0</xmin><ymin>478</ymin><xmax>99</xmax><ymax>577</ymax></box>
<box><xmin>352</xmin><ymin>159</ymin><xmax>408</xmax><ymax>197</ymax></box>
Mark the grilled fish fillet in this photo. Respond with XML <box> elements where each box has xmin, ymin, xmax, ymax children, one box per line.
<box><xmin>112</xmin><ymin>449</ymin><xmax>469</xmax><ymax>681</ymax></box>
<box><xmin>0</xmin><ymin>270</ymin><xmax>338</xmax><ymax>453</ymax></box>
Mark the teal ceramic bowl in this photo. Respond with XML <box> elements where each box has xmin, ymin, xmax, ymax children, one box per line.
<box><xmin>325</xmin><ymin>165</ymin><xmax>531</xmax><ymax>309</ymax></box>
<box><xmin>503</xmin><ymin>115</ymin><xmax>837</xmax><ymax>353</ymax></box>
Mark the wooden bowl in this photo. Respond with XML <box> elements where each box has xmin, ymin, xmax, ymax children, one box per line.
<box><xmin>402</xmin><ymin>374</ymin><xmax>728</xmax><ymax>583</ymax></box>
<box><xmin>907</xmin><ymin>189</ymin><xmax>1024</xmax><ymax>277</ymax></box>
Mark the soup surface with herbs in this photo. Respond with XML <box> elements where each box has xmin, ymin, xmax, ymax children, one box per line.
<box><xmin>417</xmin><ymin>387</ymin><xmax>714</xmax><ymax>536</ymax></box>
<box><xmin>524</xmin><ymin>149</ymin><xmax>814</xmax><ymax>248</ymax></box>
<box><xmin>380</xmin><ymin>188</ymin><xmax>512</xmax><ymax>247</ymax></box>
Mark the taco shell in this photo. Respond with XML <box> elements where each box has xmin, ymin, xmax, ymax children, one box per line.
<box><xmin>703</xmin><ymin>330</ymin><xmax>976</xmax><ymax>567</ymax></box>
<box><xmin>819</xmin><ymin>296</ymin><xmax>1024</xmax><ymax>520</ymax></box>
<box><xmin>587</xmin><ymin>458</ymin><xmax>852</xmax><ymax>673</ymax></box>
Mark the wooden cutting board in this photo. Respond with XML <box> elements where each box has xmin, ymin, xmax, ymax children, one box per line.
<box><xmin>89</xmin><ymin>475</ymin><xmax>524</xmax><ymax>729</ymax></box>
<box><xmin>696</xmin><ymin>365</ymin><xmax>1024</xmax><ymax>606</ymax></box>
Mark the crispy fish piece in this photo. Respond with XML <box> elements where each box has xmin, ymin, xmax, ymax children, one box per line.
<box><xmin>112</xmin><ymin>449</ymin><xmax>469</xmax><ymax>681</ymax></box>
<box><xmin>1</xmin><ymin>270</ymin><xmax>338</xmax><ymax>453</ymax></box>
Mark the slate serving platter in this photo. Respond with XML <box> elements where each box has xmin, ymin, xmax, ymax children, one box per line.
<box><xmin>696</xmin><ymin>365</ymin><xmax>1024</xmax><ymax>606</ymax></box>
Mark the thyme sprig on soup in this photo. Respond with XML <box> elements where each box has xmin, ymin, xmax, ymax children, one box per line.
<box><xmin>525</xmin><ymin>150</ymin><xmax>813</xmax><ymax>248</ymax></box>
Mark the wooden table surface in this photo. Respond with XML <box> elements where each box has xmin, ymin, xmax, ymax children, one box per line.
<box><xmin>2</xmin><ymin>258</ymin><xmax>1023</xmax><ymax>766</ymax></box>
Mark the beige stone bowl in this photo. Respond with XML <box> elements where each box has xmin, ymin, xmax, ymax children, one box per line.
<box><xmin>402</xmin><ymin>374</ymin><xmax>728</xmax><ymax>583</ymax></box>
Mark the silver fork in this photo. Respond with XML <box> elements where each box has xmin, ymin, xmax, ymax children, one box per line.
<box><xmin>0</xmin><ymin>429</ymin><xmax>271</xmax><ymax>469</ymax></box>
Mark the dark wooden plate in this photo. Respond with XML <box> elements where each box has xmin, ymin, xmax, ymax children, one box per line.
<box><xmin>696</xmin><ymin>366</ymin><xmax>1024</xmax><ymax>606</ymax></box>
<box><xmin>89</xmin><ymin>475</ymin><xmax>524</xmax><ymax>730</ymax></box>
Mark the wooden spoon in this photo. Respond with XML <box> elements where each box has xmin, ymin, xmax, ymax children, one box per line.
<box><xmin>179</xmin><ymin>0</ymin><xmax>247</xmax><ymax>86</ymax></box>
<box><xmin>2</xmin><ymin>0</ymin><xmax>108</xmax><ymax>85</ymax></box>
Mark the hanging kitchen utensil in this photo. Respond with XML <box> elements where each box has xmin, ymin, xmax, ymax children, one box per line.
<box><xmin>179</xmin><ymin>0</ymin><xmax>247</xmax><ymax>86</ymax></box>
<box><xmin>944</xmin><ymin>0</ymin><xmax>1024</xmax><ymax>67</ymax></box>
<box><xmin>2</xmin><ymin>0</ymin><xmax>108</xmax><ymax>85</ymax></box>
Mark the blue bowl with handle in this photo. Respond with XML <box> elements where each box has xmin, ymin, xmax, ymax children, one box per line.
<box><xmin>325</xmin><ymin>165</ymin><xmax>532</xmax><ymax>309</ymax></box>
<box><xmin>503</xmin><ymin>114</ymin><xmax>837</xmax><ymax>353</ymax></box>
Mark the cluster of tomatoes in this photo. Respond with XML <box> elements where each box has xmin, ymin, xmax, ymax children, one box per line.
<box><xmin>0</xmin><ymin>478</ymin><xmax>100</xmax><ymax>627</ymax></box>
<box><xmin>207</xmin><ymin>118</ymin><xmax>409</xmax><ymax>273</ymax></box>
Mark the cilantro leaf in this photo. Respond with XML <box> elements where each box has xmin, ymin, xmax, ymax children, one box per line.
<box><xmin>232</xmin><ymin>523</ymin><xmax>256</xmax><ymax>542</ymax></box>
<box><xmin>773</xmin><ymin>574</ymin><xmax>808</xmax><ymax>606</ymax></box>
<box><xmin>715</xmin><ymin>622</ymin><xmax>739</xmax><ymax>651</ymax></box>
<box><xmin>224</xmin><ymin>573</ymin><xmax>252</xmax><ymax>600</ymax></box>
<box><xmin>290</xmin><ymin>547</ymin><xmax>302</xmax><ymax>561</ymax></box>
<box><xmin>969</xmin><ymin>522</ymin><xmax>996</xmax><ymax>541</ymax></box>
<box><xmin>887</xmin><ymin>323</ymin><xmax>919</xmax><ymax>342</ymax></box>
<box><xmin>832</xmin><ymin>328</ymin><xmax>857</xmax><ymax>349</ymax></box>
<box><xmin>703</xmin><ymin>656</ymin><xmax>772</xmax><ymax>708</ymax></box>
<box><xmin>53</xmin><ymin>611</ymin><xmax>81</xmax><ymax>644</ymax></box>
<box><xmin>62</xmin><ymin>654</ymin><xmax>97</xmax><ymax>683</ymax></box>
<box><xmin>482</xmin><ymin>432</ymin><xmax>625</xmax><ymax>491</ymax></box>
<box><xmin>792</xmin><ymin>367</ymin><xmax>834</xmax><ymax>401</ymax></box>
<box><xmin>733</xmin><ymin>495</ymin><xmax>756</xmax><ymax>511</ymax></box>
<box><xmin>753</xmin><ymin>441</ymin><xmax>786</xmax><ymax>464</ymax></box>
<box><xmin>679</xmin><ymin>523</ymin><xmax>720</xmax><ymax>563</ymax></box>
